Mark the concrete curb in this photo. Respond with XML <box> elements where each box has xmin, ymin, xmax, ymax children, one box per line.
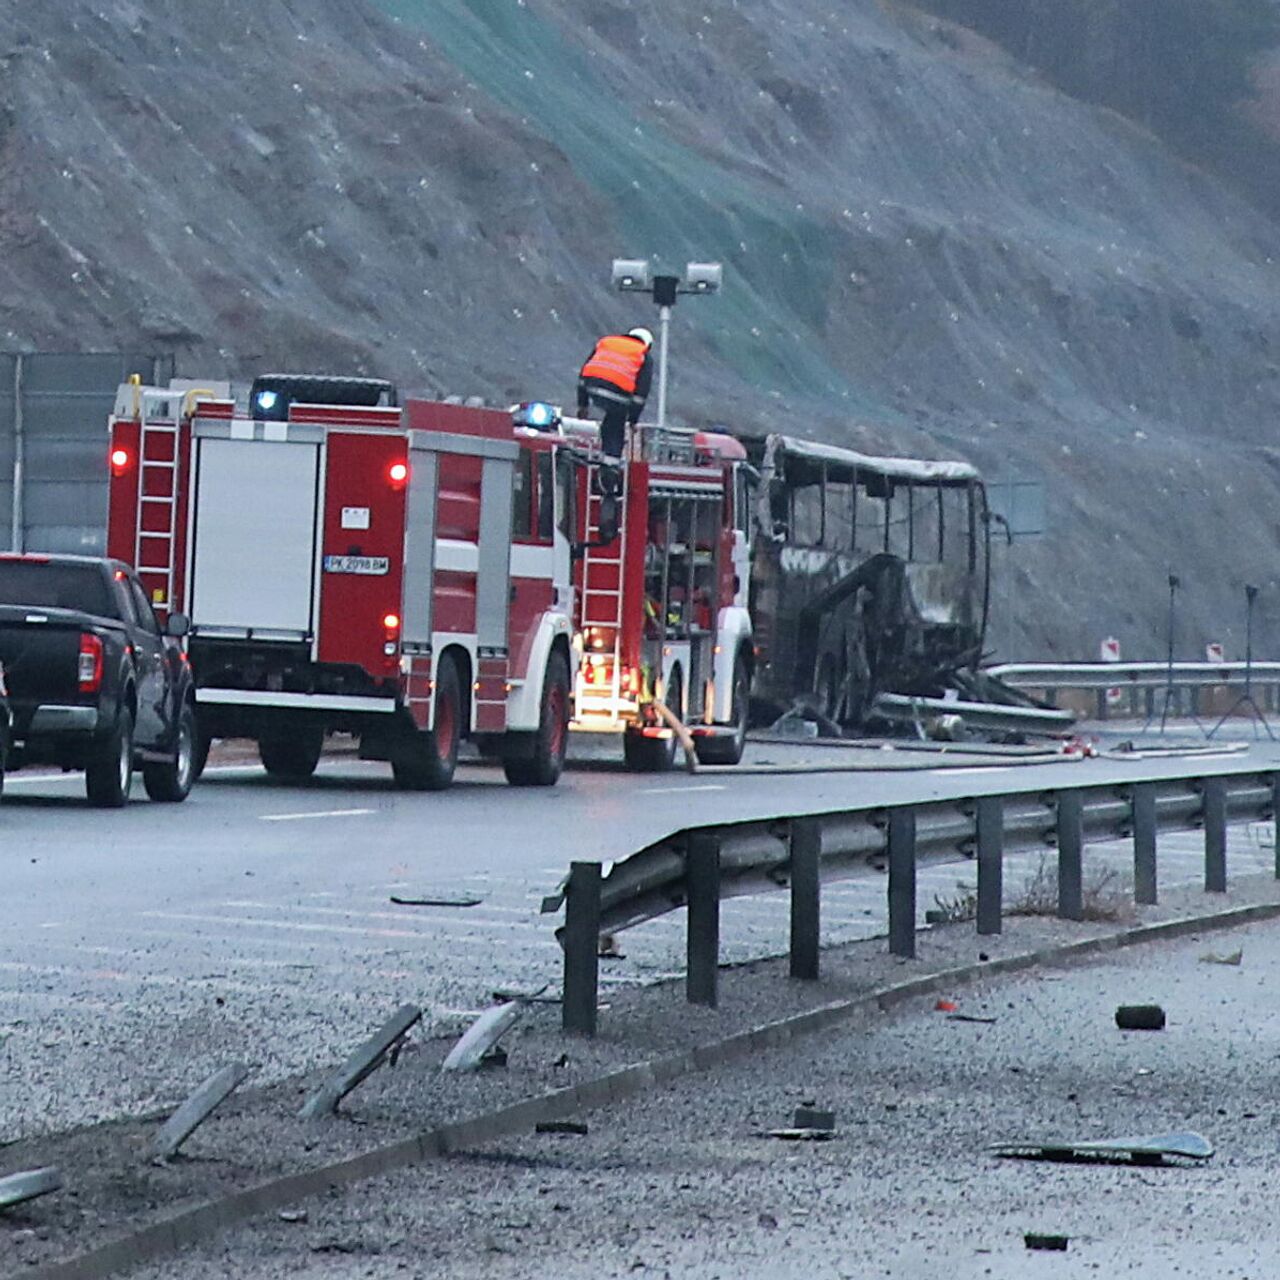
<box><xmin>27</xmin><ymin>898</ymin><xmax>1280</xmax><ymax>1280</ymax></box>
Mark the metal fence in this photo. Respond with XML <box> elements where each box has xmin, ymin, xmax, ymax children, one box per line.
<box><xmin>0</xmin><ymin>351</ymin><xmax>174</xmax><ymax>554</ymax></box>
<box><xmin>548</xmin><ymin>764</ymin><xmax>1279</xmax><ymax>1034</ymax></box>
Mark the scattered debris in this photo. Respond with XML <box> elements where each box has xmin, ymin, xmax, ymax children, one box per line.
<box><xmin>935</xmin><ymin>999</ymin><xmax>958</xmax><ymax>1012</ymax></box>
<box><xmin>299</xmin><ymin>1004</ymin><xmax>423</xmax><ymax>1119</ymax></box>
<box><xmin>757</xmin><ymin>1212</ymin><xmax>779</xmax><ymax>1231</ymax></box>
<box><xmin>442</xmin><ymin>999</ymin><xmax>527</xmax><ymax>1073</ymax></box>
<box><xmin>479</xmin><ymin>1045</ymin><xmax>509</xmax><ymax>1070</ymax></box>
<box><xmin>278</xmin><ymin>1208</ymin><xmax>308</xmax><ymax>1224</ymax></box>
<box><xmin>390</xmin><ymin>892</ymin><xmax>482</xmax><ymax>908</ymax></box>
<box><xmin>535</xmin><ymin>1120</ymin><xmax>588</xmax><ymax>1136</ymax></box>
<box><xmin>763</xmin><ymin>1127</ymin><xmax>837</xmax><ymax>1142</ymax></box>
<box><xmin>1025</xmin><ymin>1233</ymin><xmax>1069</xmax><ymax>1251</ymax></box>
<box><xmin>793</xmin><ymin>1104</ymin><xmax>836</xmax><ymax>1131</ymax></box>
<box><xmin>948</xmin><ymin>1013</ymin><xmax>998</xmax><ymax>1025</ymax></box>
<box><xmin>1115</xmin><ymin>1004</ymin><xmax>1166</xmax><ymax>1031</ymax></box>
<box><xmin>492</xmin><ymin>987</ymin><xmax>560</xmax><ymax>1005</ymax></box>
<box><xmin>0</xmin><ymin>1167</ymin><xmax>62</xmax><ymax>1211</ymax></box>
<box><xmin>598</xmin><ymin>933</ymin><xmax>625</xmax><ymax>959</ymax></box>
<box><xmin>1199</xmin><ymin>949</ymin><xmax>1243</xmax><ymax>966</ymax></box>
<box><xmin>994</xmin><ymin>1130</ymin><xmax>1213</xmax><ymax>1166</ymax></box>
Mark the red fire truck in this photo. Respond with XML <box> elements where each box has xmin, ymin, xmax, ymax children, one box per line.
<box><xmin>552</xmin><ymin>411</ymin><xmax>755</xmax><ymax>769</ymax></box>
<box><xmin>106</xmin><ymin>375</ymin><xmax>575</xmax><ymax>789</ymax></box>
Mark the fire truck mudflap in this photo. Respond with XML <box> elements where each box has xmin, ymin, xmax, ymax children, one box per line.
<box><xmin>108</xmin><ymin>377</ymin><xmax>574</xmax><ymax>789</ymax></box>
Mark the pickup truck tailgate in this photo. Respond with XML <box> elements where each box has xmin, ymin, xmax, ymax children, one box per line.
<box><xmin>0</xmin><ymin>608</ymin><xmax>90</xmax><ymax>707</ymax></box>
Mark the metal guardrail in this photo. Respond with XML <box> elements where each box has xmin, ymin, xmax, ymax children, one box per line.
<box><xmin>546</xmin><ymin>765</ymin><xmax>1280</xmax><ymax>1035</ymax></box>
<box><xmin>987</xmin><ymin>661</ymin><xmax>1280</xmax><ymax>720</ymax></box>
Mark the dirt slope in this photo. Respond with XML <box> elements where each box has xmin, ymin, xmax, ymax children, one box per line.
<box><xmin>3</xmin><ymin>0</ymin><xmax>1280</xmax><ymax>658</ymax></box>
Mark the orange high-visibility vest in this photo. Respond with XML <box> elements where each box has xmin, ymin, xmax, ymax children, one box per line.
<box><xmin>580</xmin><ymin>335</ymin><xmax>646</xmax><ymax>394</ymax></box>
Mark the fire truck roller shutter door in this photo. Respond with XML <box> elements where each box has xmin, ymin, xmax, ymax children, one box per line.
<box><xmin>189</xmin><ymin>437</ymin><xmax>320</xmax><ymax>635</ymax></box>
<box><xmin>402</xmin><ymin>449</ymin><xmax>439</xmax><ymax>649</ymax></box>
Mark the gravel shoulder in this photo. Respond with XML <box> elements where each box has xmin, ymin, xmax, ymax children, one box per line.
<box><xmin>5</xmin><ymin>865</ymin><xmax>1280</xmax><ymax>1276</ymax></box>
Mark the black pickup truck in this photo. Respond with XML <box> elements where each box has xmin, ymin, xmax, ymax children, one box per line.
<box><xmin>0</xmin><ymin>554</ymin><xmax>197</xmax><ymax>807</ymax></box>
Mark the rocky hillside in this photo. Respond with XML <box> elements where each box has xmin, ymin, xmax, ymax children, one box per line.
<box><xmin>4</xmin><ymin>0</ymin><xmax>1280</xmax><ymax>660</ymax></box>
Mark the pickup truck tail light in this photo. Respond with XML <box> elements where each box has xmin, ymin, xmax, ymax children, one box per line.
<box><xmin>78</xmin><ymin>633</ymin><xmax>104</xmax><ymax>694</ymax></box>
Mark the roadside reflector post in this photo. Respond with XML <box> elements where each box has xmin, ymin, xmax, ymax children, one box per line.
<box><xmin>686</xmin><ymin>832</ymin><xmax>721</xmax><ymax>1007</ymax></box>
<box><xmin>788</xmin><ymin>817</ymin><xmax>821</xmax><ymax>980</ymax></box>
<box><xmin>562</xmin><ymin>861</ymin><xmax>602</xmax><ymax>1036</ymax></box>
<box><xmin>1056</xmin><ymin>791</ymin><xmax>1084</xmax><ymax>922</ymax></box>
<box><xmin>1203</xmin><ymin>777</ymin><xmax>1227</xmax><ymax>893</ymax></box>
<box><xmin>1132</xmin><ymin>783</ymin><xmax>1158</xmax><ymax>906</ymax></box>
<box><xmin>888</xmin><ymin>807</ymin><xmax>917</xmax><ymax>958</ymax></box>
<box><xmin>975</xmin><ymin>796</ymin><xmax>1004</xmax><ymax>936</ymax></box>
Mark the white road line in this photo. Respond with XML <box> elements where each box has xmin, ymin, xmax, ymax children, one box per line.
<box><xmin>259</xmin><ymin>808</ymin><xmax>375</xmax><ymax>823</ymax></box>
<box><xmin>139</xmin><ymin>909</ymin><xmax>552</xmax><ymax>942</ymax></box>
<box><xmin>640</xmin><ymin>783</ymin><xmax>728</xmax><ymax>794</ymax></box>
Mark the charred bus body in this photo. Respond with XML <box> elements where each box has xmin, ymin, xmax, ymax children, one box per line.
<box><xmin>747</xmin><ymin>434</ymin><xmax>989</xmax><ymax>729</ymax></box>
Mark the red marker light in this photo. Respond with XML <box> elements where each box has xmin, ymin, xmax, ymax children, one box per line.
<box><xmin>388</xmin><ymin>461</ymin><xmax>408</xmax><ymax>487</ymax></box>
<box><xmin>110</xmin><ymin>447</ymin><xmax>131</xmax><ymax>475</ymax></box>
<box><xmin>383</xmin><ymin>613</ymin><xmax>400</xmax><ymax>631</ymax></box>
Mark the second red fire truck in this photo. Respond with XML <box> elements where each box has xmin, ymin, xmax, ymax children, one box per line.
<box><xmin>106</xmin><ymin>377</ymin><xmax>753</xmax><ymax>785</ymax></box>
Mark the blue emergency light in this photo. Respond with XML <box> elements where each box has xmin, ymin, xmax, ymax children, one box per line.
<box><xmin>513</xmin><ymin>401</ymin><xmax>560</xmax><ymax>431</ymax></box>
<box><xmin>255</xmin><ymin>389</ymin><xmax>279</xmax><ymax>413</ymax></box>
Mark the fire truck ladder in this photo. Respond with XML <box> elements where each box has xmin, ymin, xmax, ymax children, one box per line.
<box><xmin>133</xmin><ymin>388</ymin><xmax>182</xmax><ymax>608</ymax></box>
<box><xmin>580</xmin><ymin>462</ymin><xmax>629</xmax><ymax>713</ymax></box>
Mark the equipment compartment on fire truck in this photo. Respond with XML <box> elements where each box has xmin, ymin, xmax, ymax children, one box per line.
<box><xmin>107</xmin><ymin>376</ymin><xmax>575</xmax><ymax>790</ymax></box>
<box><xmin>550</xmin><ymin>412</ymin><xmax>754</xmax><ymax>770</ymax></box>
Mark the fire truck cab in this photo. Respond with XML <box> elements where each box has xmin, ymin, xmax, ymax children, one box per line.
<box><xmin>106</xmin><ymin>376</ymin><xmax>575</xmax><ymax>789</ymax></box>
<box><xmin>523</xmin><ymin>409</ymin><xmax>753</xmax><ymax>770</ymax></box>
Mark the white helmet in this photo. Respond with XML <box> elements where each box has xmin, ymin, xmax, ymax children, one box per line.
<box><xmin>627</xmin><ymin>327</ymin><xmax>655</xmax><ymax>349</ymax></box>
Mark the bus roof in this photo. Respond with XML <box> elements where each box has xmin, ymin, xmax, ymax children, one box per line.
<box><xmin>761</xmin><ymin>433</ymin><xmax>981</xmax><ymax>487</ymax></box>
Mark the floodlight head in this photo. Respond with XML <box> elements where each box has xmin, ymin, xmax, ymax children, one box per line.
<box><xmin>683</xmin><ymin>261</ymin><xmax>723</xmax><ymax>294</ymax></box>
<box><xmin>612</xmin><ymin>258</ymin><xmax>652</xmax><ymax>291</ymax></box>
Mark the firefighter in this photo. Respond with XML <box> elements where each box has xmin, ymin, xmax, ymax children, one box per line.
<box><xmin>576</xmin><ymin>327</ymin><xmax>655</xmax><ymax>462</ymax></box>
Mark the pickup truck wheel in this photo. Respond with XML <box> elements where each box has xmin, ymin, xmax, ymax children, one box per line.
<box><xmin>393</xmin><ymin>658</ymin><xmax>460</xmax><ymax>791</ymax></box>
<box><xmin>694</xmin><ymin>654</ymin><xmax>750</xmax><ymax>766</ymax></box>
<box><xmin>143</xmin><ymin>702</ymin><xmax>197</xmax><ymax>802</ymax></box>
<box><xmin>259</xmin><ymin>727</ymin><xmax>324</xmax><ymax>782</ymax></box>
<box><xmin>503</xmin><ymin>652</ymin><xmax>570</xmax><ymax>787</ymax></box>
<box><xmin>192</xmin><ymin>720</ymin><xmax>212</xmax><ymax>781</ymax></box>
<box><xmin>86</xmin><ymin>707</ymin><xmax>135</xmax><ymax>808</ymax></box>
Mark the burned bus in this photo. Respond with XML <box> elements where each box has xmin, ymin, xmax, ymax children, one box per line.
<box><xmin>747</xmin><ymin>433</ymin><xmax>989</xmax><ymax>729</ymax></box>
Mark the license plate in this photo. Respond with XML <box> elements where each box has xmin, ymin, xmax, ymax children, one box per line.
<box><xmin>323</xmin><ymin>555</ymin><xmax>390</xmax><ymax>576</ymax></box>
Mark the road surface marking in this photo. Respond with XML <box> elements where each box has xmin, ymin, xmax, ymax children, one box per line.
<box><xmin>259</xmin><ymin>807</ymin><xmax>374</xmax><ymax>822</ymax></box>
<box><xmin>640</xmin><ymin>783</ymin><xmax>728</xmax><ymax>794</ymax></box>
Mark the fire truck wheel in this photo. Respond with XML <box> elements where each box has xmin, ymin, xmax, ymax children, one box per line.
<box><xmin>503</xmin><ymin>652</ymin><xmax>570</xmax><ymax>787</ymax></box>
<box><xmin>259</xmin><ymin>727</ymin><xmax>324</xmax><ymax>782</ymax></box>
<box><xmin>695</xmin><ymin>654</ymin><xmax>750</xmax><ymax>766</ymax></box>
<box><xmin>393</xmin><ymin>658</ymin><xmax>461</xmax><ymax>791</ymax></box>
<box><xmin>623</xmin><ymin>668</ymin><xmax>682</xmax><ymax>772</ymax></box>
<box><xmin>85</xmin><ymin>706</ymin><xmax>135</xmax><ymax>808</ymax></box>
<box><xmin>143</xmin><ymin>701</ymin><xmax>197</xmax><ymax>802</ymax></box>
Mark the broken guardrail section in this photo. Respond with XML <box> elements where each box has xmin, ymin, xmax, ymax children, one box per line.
<box><xmin>299</xmin><ymin>1004</ymin><xmax>422</xmax><ymax>1120</ymax></box>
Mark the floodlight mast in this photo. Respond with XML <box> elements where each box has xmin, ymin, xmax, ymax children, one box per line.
<box><xmin>611</xmin><ymin>259</ymin><xmax>722</xmax><ymax>430</ymax></box>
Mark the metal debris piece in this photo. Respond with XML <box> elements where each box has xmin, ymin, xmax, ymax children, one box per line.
<box><xmin>793</xmin><ymin>1105</ymin><xmax>835</xmax><ymax>1131</ymax></box>
<box><xmin>1115</xmin><ymin>1004</ymin><xmax>1166</xmax><ymax>1031</ymax></box>
<box><xmin>151</xmin><ymin>1063</ymin><xmax>249</xmax><ymax>1161</ymax></box>
<box><xmin>1199</xmin><ymin>949</ymin><xmax>1243</xmax><ymax>966</ymax></box>
<box><xmin>442</xmin><ymin>1000</ymin><xmax>525</xmax><ymax>1073</ymax></box>
<box><xmin>299</xmin><ymin>1004</ymin><xmax>423</xmax><ymax>1118</ymax></box>
<box><xmin>994</xmin><ymin>1130</ymin><xmax>1213</xmax><ymax>1166</ymax></box>
<box><xmin>948</xmin><ymin>1014</ymin><xmax>998</xmax><ymax>1025</ymax></box>
<box><xmin>279</xmin><ymin>1208</ymin><xmax>308</xmax><ymax>1224</ymax></box>
<box><xmin>536</xmin><ymin>1120</ymin><xmax>588</xmax><ymax>1135</ymax></box>
<box><xmin>598</xmin><ymin>933</ymin><xmax>625</xmax><ymax>959</ymax></box>
<box><xmin>1025</xmin><ymin>1234</ymin><xmax>1069</xmax><ymax>1251</ymax></box>
<box><xmin>0</xmin><ymin>1167</ymin><xmax>61</xmax><ymax>1210</ymax></box>
<box><xmin>763</xmin><ymin>1127</ymin><xmax>837</xmax><ymax>1142</ymax></box>
<box><xmin>390</xmin><ymin>893</ymin><xmax>482</xmax><ymax>908</ymax></box>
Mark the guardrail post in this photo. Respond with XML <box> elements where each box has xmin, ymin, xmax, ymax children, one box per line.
<box><xmin>1131</xmin><ymin>783</ymin><xmax>1157</xmax><ymax>906</ymax></box>
<box><xmin>1203</xmin><ymin>778</ymin><xmax>1227</xmax><ymax>893</ymax></box>
<box><xmin>562</xmin><ymin>861</ymin><xmax>602</xmax><ymax>1036</ymax></box>
<box><xmin>789</xmin><ymin>817</ymin><xmax>821</xmax><ymax>980</ymax></box>
<box><xmin>1272</xmin><ymin>774</ymin><xmax>1280</xmax><ymax>880</ymax></box>
<box><xmin>686</xmin><ymin>832</ymin><xmax>721</xmax><ymax>1007</ymax></box>
<box><xmin>976</xmin><ymin>796</ymin><xmax>1003</xmax><ymax>936</ymax></box>
<box><xmin>888</xmin><ymin>807</ymin><xmax>917</xmax><ymax>958</ymax></box>
<box><xmin>1056</xmin><ymin>791</ymin><xmax>1084</xmax><ymax>921</ymax></box>
<box><xmin>1095</xmin><ymin>689</ymin><xmax>1107</xmax><ymax>721</ymax></box>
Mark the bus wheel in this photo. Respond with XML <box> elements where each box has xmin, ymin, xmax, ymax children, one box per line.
<box><xmin>504</xmin><ymin>652</ymin><xmax>570</xmax><ymax>786</ymax></box>
<box><xmin>393</xmin><ymin>657</ymin><xmax>461</xmax><ymax>791</ymax></box>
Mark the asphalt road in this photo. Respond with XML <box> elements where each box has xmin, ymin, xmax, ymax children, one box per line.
<box><xmin>143</xmin><ymin>914</ymin><xmax>1280</xmax><ymax>1279</ymax></box>
<box><xmin>4</xmin><ymin>727</ymin><xmax>1280</xmax><ymax>1140</ymax></box>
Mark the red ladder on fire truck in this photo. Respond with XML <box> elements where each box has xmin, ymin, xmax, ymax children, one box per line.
<box><xmin>579</xmin><ymin>465</ymin><xmax>629</xmax><ymax>711</ymax></box>
<box><xmin>131</xmin><ymin>386</ymin><xmax>183</xmax><ymax>609</ymax></box>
